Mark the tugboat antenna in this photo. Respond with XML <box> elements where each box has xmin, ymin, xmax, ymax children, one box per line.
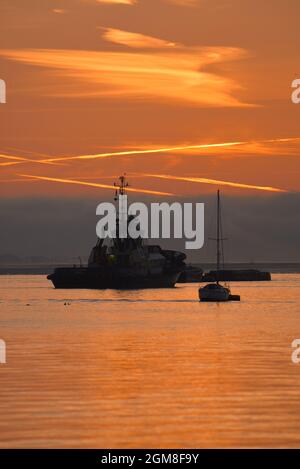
<box><xmin>114</xmin><ymin>174</ymin><xmax>129</xmax><ymax>238</ymax></box>
<box><xmin>114</xmin><ymin>174</ymin><xmax>129</xmax><ymax>200</ymax></box>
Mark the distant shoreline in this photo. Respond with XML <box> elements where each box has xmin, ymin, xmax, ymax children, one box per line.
<box><xmin>1</xmin><ymin>263</ymin><xmax>300</xmax><ymax>275</ymax></box>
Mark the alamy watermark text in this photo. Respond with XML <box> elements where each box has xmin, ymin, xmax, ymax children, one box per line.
<box><xmin>0</xmin><ymin>79</ymin><xmax>6</xmax><ymax>104</ymax></box>
<box><xmin>0</xmin><ymin>339</ymin><xmax>6</xmax><ymax>364</ymax></box>
<box><xmin>291</xmin><ymin>339</ymin><xmax>300</xmax><ymax>364</ymax></box>
<box><xmin>291</xmin><ymin>79</ymin><xmax>300</xmax><ymax>104</ymax></box>
<box><xmin>96</xmin><ymin>196</ymin><xmax>204</xmax><ymax>250</ymax></box>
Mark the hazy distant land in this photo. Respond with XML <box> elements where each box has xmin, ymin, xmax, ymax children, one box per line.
<box><xmin>1</xmin><ymin>262</ymin><xmax>300</xmax><ymax>275</ymax></box>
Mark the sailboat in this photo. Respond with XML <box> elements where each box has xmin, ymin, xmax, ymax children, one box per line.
<box><xmin>199</xmin><ymin>190</ymin><xmax>240</xmax><ymax>302</ymax></box>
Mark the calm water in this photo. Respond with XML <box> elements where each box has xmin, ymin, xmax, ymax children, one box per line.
<box><xmin>0</xmin><ymin>274</ymin><xmax>300</xmax><ymax>448</ymax></box>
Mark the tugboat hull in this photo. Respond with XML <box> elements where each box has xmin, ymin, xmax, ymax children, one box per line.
<box><xmin>47</xmin><ymin>267</ymin><xmax>181</xmax><ymax>289</ymax></box>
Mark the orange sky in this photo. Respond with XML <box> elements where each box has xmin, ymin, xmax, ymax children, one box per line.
<box><xmin>0</xmin><ymin>0</ymin><xmax>300</xmax><ymax>198</ymax></box>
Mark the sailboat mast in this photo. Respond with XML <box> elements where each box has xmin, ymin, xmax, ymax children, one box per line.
<box><xmin>216</xmin><ymin>190</ymin><xmax>221</xmax><ymax>283</ymax></box>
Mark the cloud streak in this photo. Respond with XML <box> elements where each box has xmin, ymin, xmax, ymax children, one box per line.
<box><xmin>94</xmin><ymin>0</ymin><xmax>195</xmax><ymax>5</ymax></box>
<box><xmin>37</xmin><ymin>140</ymin><xmax>244</xmax><ymax>164</ymax></box>
<box><xmin>33</xmin><ymin>136</ymin><xmax>300</xmax><ymax>164</ymax></box>
<box><xmin>0</xmin><ymin>46</ymin><xmax>249</xmax><ymax>107</ymax></box>
<box><xmin>96</xmin><ymin>0</ymin><xmax>136</xmax><ymax>4</ymax></box>
<box><xmin>2</xmin><ymin>136</ymin><xmax>300</xmax><ymax>168</ymax></box>
<box><xmin>18</xmin><ymin>174</ymin><xmax>174</xmax><ymax>196</ymax></box>
<box><xmin>102</xmin><ymin>28</ymin><xmax>177</xmax><ymax>49</ymax></box>
<box><xmin>0</xmin><ymin>153</ymin><xmax>65</xmax><ymax>167</ymax></box>
<box><xmin>138</xmin><ymin>173</ymin><xmax>287</xmax><ymax>193</ymax></box>
<box><xmin>166</xmin><ymin>0</ymin><xmax>197</xmax><ymax>5</ymax></box>
<box><xmin>95</xmin><ymin>0</ymin><xmax>197</xmax><ymax>5</ymax></box>
<box><xmin>16</xmin><ymin>169</ymin><xmax>286</xmax><ymax>195</ymax></box>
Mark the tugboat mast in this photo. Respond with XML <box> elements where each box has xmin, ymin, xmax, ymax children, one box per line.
<box><xmin>114</xmin><ymin>174</ymin><xmax>129</xmax><ymax>200</ymax></box>
<box><xmin>114</xmin><ymin>174</ymin><xmax>129</xmax><ymax>239</ymax></box>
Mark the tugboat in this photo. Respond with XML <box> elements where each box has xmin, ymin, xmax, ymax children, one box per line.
<box><xmin>199</xmin><ymin>190</ymin><xmax>240</xmax><ymax>302</ymax></box>
<box><xmin>47</xmin><ymin>176</ymin><xmax>186</xmax><ymax>289</ymax></box>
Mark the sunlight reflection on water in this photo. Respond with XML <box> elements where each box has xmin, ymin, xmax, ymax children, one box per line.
<box><xmin>0</xmin><ymin>274</ymin><xmax>300</xmax><ymax>448</ymax></box>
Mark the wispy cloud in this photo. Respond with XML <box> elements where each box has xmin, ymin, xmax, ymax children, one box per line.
<box><xmin>36</xmin><ymin>141</ymin><xmax>244</xmax><ymax>164</ymax></box>
<box><xmin>0</xmin><ymin>153</ymin><xmax>64</xmax><ymax>167</ymax></box>
<box><xmin>33</xmin><ymin>136</ymin><xmax>300</xmax><ymax>164</ymax></box>
<box><xmin>52</xmin><ymin>9</ymin><xmax>67</xmax><ymax>14</ymax></box>
<box><xmin>18</xmin><ymin>174</ymin><xmax>174</xmax><ymax>196</ymax></box>
<box><xmin>16</xmin><ymin>172</ymin><xmax>286</xmax><ymax>194</ymax></box>
<box><xmin>138</xmin><ymin>173</ymin><xmax>287</xmax><ymax>193</ymax></box>
<box><xmin>0</xmin><ymin>161</ymin><xmax>21</xmax><ymax>167</ymax></box>
<box><xmin>0</xmin><ymin>46</ymin><xmax>249</xmax><ymax>107</ymax></box>
<box><xmin>95</xmin><ymin>0</ymin><xmax>136</xmax><ymax>4</ymax></box>
<box><xmin>102</xmin><ymin>28</ymin><xmax>177</xmax><ymax>49</ymax></box>
<box><xmin>3</xmin><ymin>137</ymin><xmax>300</xmax><ymax>168</ymax></box>
<box><xmin>93</xmin><ymin>0</ymin><xmax>195</xmax><ymax>5</ymax></box>
<box><xmin>166</xmin><ymin>0</ymin><xmax>197</xmax><ymax>5</ymax></box>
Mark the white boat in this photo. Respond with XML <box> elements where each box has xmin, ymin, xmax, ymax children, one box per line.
<box><xmin>199</xmin><ymin>190</ymin><xmax>240</xmax><ymax>302</ymax></box>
